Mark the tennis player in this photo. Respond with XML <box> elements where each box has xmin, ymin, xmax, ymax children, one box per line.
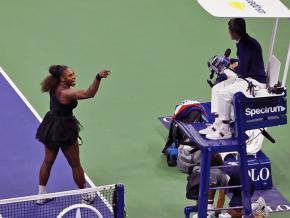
<box><xmin>36</xmin><ymin>65</ymin><xmax>111</xmax><ymax>204</ymax></box>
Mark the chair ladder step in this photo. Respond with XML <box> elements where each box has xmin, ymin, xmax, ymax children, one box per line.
<box><xmin>207</xmin><ymin>206</ymin><xmax>243</xmax><ymax>211</ymax></box>
<box><xmin>209</xmin><ymin>185</ymin><xmax>242</xmax><ymax>190</ymax></box>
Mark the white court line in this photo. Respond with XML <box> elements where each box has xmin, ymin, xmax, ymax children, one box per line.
<box><xmin>0</xmin><ymin>66</ymin><xmax>113</xmax><ymax>212</ymax></box>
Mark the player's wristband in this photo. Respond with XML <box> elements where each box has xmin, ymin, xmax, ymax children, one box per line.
<box><xmin>96</xmin><ymin>73</ymin><xmax>102</xmax><ymax>81</ymax></box>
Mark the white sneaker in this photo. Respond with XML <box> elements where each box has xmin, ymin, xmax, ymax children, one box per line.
<box><xmin>199</xmin><ymin>119</ymin><xmax>222</xmax><ymax>135</ymax></box>
<box><xmin>252</xmin><ymin>197</ymin><xmax>269</xmax><ymax>217</ymax></box>
<box><xmin>206</xmin><ymin>123</ymin><xmax>232</xmax><ymax>140</ymax></box>
<box><xmin>218</xmin><ymin>213</ymin><xmax>232</xmax><ymax>218</ymax></box>
<box><xmin>36</xmin><ymin>194</ymin><xmax>54</xmax><ymax>205</ymax></box>
<box><xmin>82</xmin><ymin>192</ymin><xmax>97</xmax><ymax>204</ymax></box>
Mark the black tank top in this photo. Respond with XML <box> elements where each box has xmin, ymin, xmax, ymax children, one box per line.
<box><xmin>49</xmin><ymin>91</ymin><xmax>78</xmax><ymax>116</ymax></box>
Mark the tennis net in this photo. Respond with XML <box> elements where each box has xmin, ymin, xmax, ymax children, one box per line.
<box><xmin>0</xmin><ymin>184</ymin><xmax>125</xmax><ymax>218</ymax></box>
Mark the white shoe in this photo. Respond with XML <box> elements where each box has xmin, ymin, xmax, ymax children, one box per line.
<box><xmin>199</xmin><ymin>119</ymin><xmax>222</xmax><ymax>135</ymax></box>
<box><xmin>206</xmin><ymin>123</ymin><xmax>232</xmax><ymax>140</ymax></box>
<box><xmin>36</xmin><ymin>194</ymin><xmax>54</xmax><ymax>205</ymax></box>
<box><xmin>252</xmin><ymin>197</ymin><xmax>269</xmax><ymax>217</ymax></box>
<box><xmin>218</xmin><ymin>213</ymin><xmax>232</xmax><ymax>218</ymax></box>
<box><xmin>82</xmin><ymin>192</ymin><xmax>97</xmax><ymax>204</ymax></box>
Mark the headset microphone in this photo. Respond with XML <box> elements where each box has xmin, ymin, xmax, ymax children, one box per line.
<box><xmin>224</xmin><ymin>48</ymin><xmax>231</xmax><ymax>58</ymax></box>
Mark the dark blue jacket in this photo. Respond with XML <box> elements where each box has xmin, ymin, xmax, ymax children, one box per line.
<box><xmin>234</xmin><ymin>34</ymin><xmax>267</xmax><ymax>84</ymax></box>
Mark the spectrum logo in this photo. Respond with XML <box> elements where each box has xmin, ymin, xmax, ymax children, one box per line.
<box><xmin>245</xmin><ymin>106</ymin><xmax>286</xmax><ymax>117</ymax></box>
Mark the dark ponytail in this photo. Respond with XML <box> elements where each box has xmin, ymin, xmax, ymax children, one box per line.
<box><xmin>40</xmin><ymin>65</ymin><xmax>68</xmax><ymax>92</ymax></box>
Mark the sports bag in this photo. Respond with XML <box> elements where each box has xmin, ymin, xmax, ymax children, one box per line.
<box><xmin>163</xmin><ymin>100</ymin><xmax>208</xmax><ymax>154</ymax></box>
<box><xmin>177</xmin><ymin>145</ymin><xmax>201</xmax><ymax>174</ymax></box>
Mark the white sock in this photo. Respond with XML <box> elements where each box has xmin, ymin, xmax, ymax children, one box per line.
<box><xmin>207</xmin><ymin>204</ymin><xmax>215</xmax><ymax>216</ymax></box>
<box><xmin>214</xmin><ymin>118</ymin><xmax>222</xmax><ymax>127</ymax></box>
<box><xmin>207</xmin><ymin>203</ymin><xmax>214</xmax><ymax>210</ymax></box>
<box><xmin>38</xmin><ymin>185</ymin><xmax>47</xmax><ymax>194</ymax></box>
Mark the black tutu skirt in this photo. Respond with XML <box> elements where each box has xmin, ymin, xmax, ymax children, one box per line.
<box><xmin>36</xmin><ymin>112</ymin><xmax>81</xmax><ymax>148</ymax></box>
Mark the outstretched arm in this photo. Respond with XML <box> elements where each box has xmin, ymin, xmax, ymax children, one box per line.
<box><xmin>62</xmin><ymin>70</ymin><xmax>111</xmax><ymax>100</ymax></box>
